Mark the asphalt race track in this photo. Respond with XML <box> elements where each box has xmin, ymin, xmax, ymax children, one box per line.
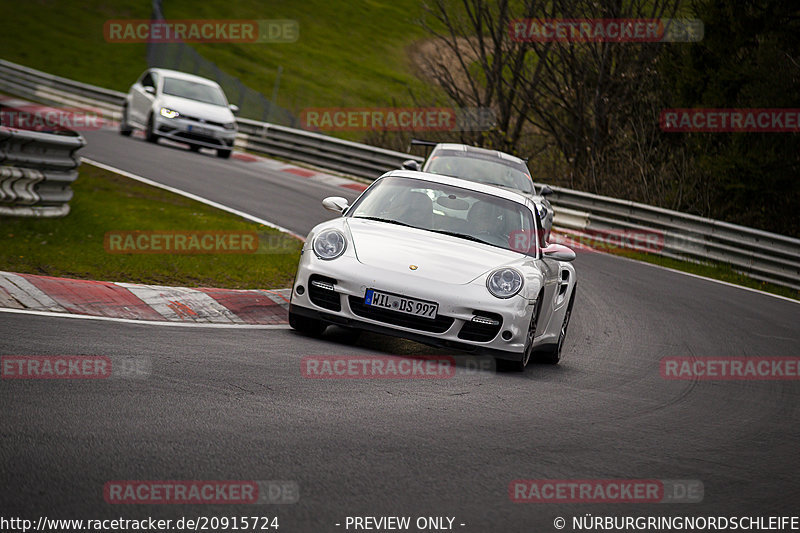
<box><xmin>2</xmin><ymin>128</ymin><xmax>799</xmax><ymax>531</ymax></box>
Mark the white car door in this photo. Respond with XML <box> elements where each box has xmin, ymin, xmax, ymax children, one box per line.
<box><xmin>130</xmin><ymin>71</ymin><xmax>157</xmax><ymax>126</ymax></box>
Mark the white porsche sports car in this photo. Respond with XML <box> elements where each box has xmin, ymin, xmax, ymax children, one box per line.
<box><xmin>288</xmin><ymin>170</ymin><xmax>577</xmax><ymax>371</ymax></box>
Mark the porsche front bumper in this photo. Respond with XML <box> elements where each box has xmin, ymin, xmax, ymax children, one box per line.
<box><xmin>290</xmin><ymin>255</ymin><xmax>537</xmax><ymax>361</ymax></box>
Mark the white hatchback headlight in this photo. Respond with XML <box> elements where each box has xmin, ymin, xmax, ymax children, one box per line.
<box><xmin>160</xmin><ymin>107</ymin><xmax>180</xmax><ymax>119</ymax></box>
<box><xmin>312</xmin><ymin>229</ymin><xmax>346</xmax><ymax>260</ymax></box>
<box><xmin>487</xmin><ymin>268</ymin><xmax>523</xmax><ymax>299</ymax></box>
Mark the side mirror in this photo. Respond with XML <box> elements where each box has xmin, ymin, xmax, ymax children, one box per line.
<box><xmin>542</xmin><ymin>243</ymin><xmax>576</xmax><ymax>262</ymax></box>
<box><xmin>229</xmin><ymin>104</ymin><xmax>240</xmax><ymax>115</ymax></box>
<box><xmin>322</xmin><ymin>196</ymin><xmax>349</xmax><ymax>213</ymax></box>
<box><xmin>540</xmin><ymin>185</ymin><xmax>554</xmax><ymax>197</ymax></box>
<box><xmin>144</xmin><ymin>86</ymin><xmax>156</xmax><ymax>95</ymax></box>
<box><xmin>402</xmin><ymin>159</ymin><xmax>421</xmax><ymax>171</ymax></box>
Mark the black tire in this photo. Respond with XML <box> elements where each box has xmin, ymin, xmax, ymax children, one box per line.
<box><xmin>145</xmin><ymin>114</ymin><xmax>158</xmax><ymax>143</ymax></box>
<box><xmin>289</xmin><ymin>311</ymin><xmax>326</xmax><ymax>336</ymax></box>
<box><xmin>497</xmin><ymin>294</ymin><xmax>542</xmax><ymax>372</ymax></box>
<box><xmin>119</xmin><ymin>106</ymin><xmax>132</xmax><ymax>137</ymax></box>
<box><xmin>189</xmin><ymin>144</ymin><xmax>201</xmax><ymax>152</ymax></box>
<box><xmin>217</xmin><ymin>148</ymin><xmax>232</xmax><ymax>159</ymax></box>
<box><xmin>536</xmin><ymin>286</ymin><xmax>576</xmax><ymax>364</ymax></box>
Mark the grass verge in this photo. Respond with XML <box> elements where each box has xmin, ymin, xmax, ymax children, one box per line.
<box><xmin>0</xmin><ymin>0</ymin><xmax>439</xmax><ymax>114</ymax></box>
<box><xmin>0</xmin><ymin>162</ymin><xmax>301</xmax><ymax>289</ymax></box>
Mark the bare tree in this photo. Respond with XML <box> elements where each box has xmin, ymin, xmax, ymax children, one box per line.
<box><xmin>417</xmin><ymin>0</ymin><xmax>548</xmax><ymax>153</ymax></box>
<box><xmin>418</xmin><ymin>0</ymin><xmax>681</xmax><ymax>196</ymax></box>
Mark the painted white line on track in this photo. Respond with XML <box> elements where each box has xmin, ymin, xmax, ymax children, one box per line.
<box><xmin>81</xmin><ymin>157</ymin><xmax>306</xmax><ymax>241</ymax></box>
<box><xmin>0</xmin><ymin>307</ymin><xmax>292</xmax><ymax>328</ymax></box>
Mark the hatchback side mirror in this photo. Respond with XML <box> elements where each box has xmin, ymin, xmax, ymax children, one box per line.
<box><xmin>229</xmin><ymin>104</ymin><xmax>240</xmax><ymax>115</ymax></box>
<box><xmin>540</xmin><ymin>185</ymin><xmax>554</xmax><ymax>197</ymax></box>
<box><xmin>144</xmin><ymin>86</ymin><xmax>156</xmax><ymax>95</ymax></box>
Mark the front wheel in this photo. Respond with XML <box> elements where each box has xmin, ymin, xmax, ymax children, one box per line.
<box><xmin>536</xmin><ymin>286</ymin><xmax>576</xmax><ymax>365</ymax></box>
<box><xmin>497</xmin><ymin>296</ymin><xmax>542</xmax><ymax>372</ymax></box>
<box><xmin>119</xmin><ymin>106</ymin><xmax>132</xmax><ymax>136</ymax></box>
<box><xmin>145</xmin><ymin>114</ymin><xmax>158</xmax><ymax>143</ymax></box>
<box><xmin>289</xmin><ymin>311</ymin><xmax>326</xmax><ymax>336</ymax></box>
<box><xmin>217</xmin><ymin>148</ymin><xmax>232</xmax><ymax>159</ymax></box>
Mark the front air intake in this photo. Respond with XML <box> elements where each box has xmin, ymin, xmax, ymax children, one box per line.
<box><xmin>308</xmin><ymin>275</ymin><xmax>341</xmax><ymax>311</ymax></box>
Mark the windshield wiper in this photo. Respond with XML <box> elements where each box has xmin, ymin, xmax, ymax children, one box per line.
<box><xmin>353</xmin><ymin>216</ymin><xmax>415</xmax><ymax>228</ymax></box>
<box><xmin>428</xmin><ymin>229</ymin><xmax>496</xmax><ymax>247</ymax></box>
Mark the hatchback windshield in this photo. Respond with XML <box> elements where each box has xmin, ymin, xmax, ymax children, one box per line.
<box><xmin>349</xmin><ymin>176</ymin><xmax>536</xmax><ymax>253</ymax></box>
<box><xmin>424</xmin><ymin>154</ymin><xmax>534</xmax><ymax>194</ymax></box>
<box><xmin>162</xmin><ymin>78</ymin><xmax>228</xmax><ymax>106</ymax></box>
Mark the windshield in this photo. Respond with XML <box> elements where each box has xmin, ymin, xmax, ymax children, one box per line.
<box><xmin>162</xmin><ymin>78</ymin><xmax>228</xmax><ymax>106</ymax></box>
<box><xmin>424</xmin><ymin>154</ymin><xmax>534</xmax><ymax>194</ymax></box>
<box><xmin>349</xmin><ymin>176</ymin><xmax>536</xmax><ymax>253</ymax></box>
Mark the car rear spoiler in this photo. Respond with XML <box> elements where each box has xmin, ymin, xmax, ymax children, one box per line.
<box><xmin>410</xmin><ymin>139</ymin><xmax>439</xmax><ymax>147</ymax></box>
<box><xmin>409</xmin><ymin>138</ymin><xmax>530</xmax><ymax>163</ymax></box>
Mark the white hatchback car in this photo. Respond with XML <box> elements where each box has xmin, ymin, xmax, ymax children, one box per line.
<box><xmin>121</xmin><ymin>68</ymin><xmax>238</xmax><ymax>158</ymax></box>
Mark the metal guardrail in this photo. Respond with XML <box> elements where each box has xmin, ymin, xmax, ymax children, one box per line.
<box><xmin>549</xmin><ymin>188</ymin><xmax>800</xmax><ymax>291</ymax></box>
<box><xmin>236</xmin><ymin>119</ymin><xmax>422</xmax><ymax>178</ymax></box>
<box><xmin>0</xmin><ymin>126</ymin><xmax>85</xmax><ymax>217</ymax></box>
<box><xmin>0</xmin><ymin>59</ymin><xmax>797</xmax><ymax>290</ymax></box>
<box><xmin>0</xmin><ymin>60</ymin><xmax>125</xmax><ymax>121</ymax></box>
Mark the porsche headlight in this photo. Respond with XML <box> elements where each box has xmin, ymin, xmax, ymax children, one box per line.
<box><xmin>487</xmin><ymin>268</ymin><xmax>523</xmax><ymax>299</ymax></box>
<box><xmin>160</xmin><ymin>107</ymin><xmax>180</xmax><ymax>119</ymax></box>
<box><xmin>312</xmin><ymin>229</ymin><xmax>346</xmax><ymax>260</ymax></box>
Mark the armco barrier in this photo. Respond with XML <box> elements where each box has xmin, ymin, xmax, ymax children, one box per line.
<box><xmin>0</xmin><ymin>59</ymin><xmax>797</xmax><ymax>290</ymax></box>
<box><xmin>0</xmin><ymin>126</ymin><xmax>85</xmax><ymax>217</ymax></box>
<box><xmin>236</xmin><ymin>118</ymin><xmax>422</xmax><ymax>178</ymax></box>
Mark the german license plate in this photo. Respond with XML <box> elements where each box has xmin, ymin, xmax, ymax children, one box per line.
<box><xmin>364</xmin><ymin>289</ymin><xmax>438</xmax><ymax>319</ymax></box>
<box><xmin>187</xmin><ymin>124</ymin><xmax>210</xmax><ymax>135</ymax></box>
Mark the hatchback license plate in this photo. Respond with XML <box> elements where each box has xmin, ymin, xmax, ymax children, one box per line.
<box><xmin>187</xmin><ymin>124</ymin><xmax>210</xmax><ymax>136</ymax></box>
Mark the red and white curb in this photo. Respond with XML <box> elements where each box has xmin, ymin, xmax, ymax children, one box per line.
<box><xmin>0</xmin><ymin>271</ymin><xmax>290</xmax><ymax>325</ymax></box>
